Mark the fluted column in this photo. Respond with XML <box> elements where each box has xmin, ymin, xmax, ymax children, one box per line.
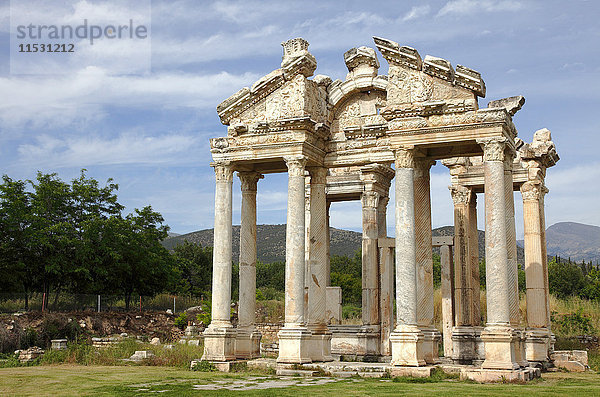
<box><xmin>326</xmin><ymin>201</ymin><xmax>331</xmax><ymax>287</ymax></box>
<box><xmin>521</xmin><ymin>181</ymin><xmax>551</xmax><ymax>362</ymax></box>
<box><xmin>468</xmin><ymin>194</ymin><xmax>481</xmax><ymax>327</ymax></box>
<box><xmin>479</xmin><ymin>138</ymin><xmax>519</xmax><ymax>370</ymax></box>
<box><xmin>277</xmin><ymin>155</ymin><xmax>311</xmax><ymax>364</ymax></box>
<box><xmin>307</xmin><ymin>167</ymin><xmax>332</xmax><ymax>361</ymax></box>
<box><xmin>414</xmin><ymin>158</ymin><xmax>440</xmax><ymax>364</ymax></box>
<box><xmin>236</xmin><ymin>171</ymin><xmax>263</xmax><ymax>359</ymax></box>
<box><xmin>202</xmin><ymin>162</ymin><xmax>236</xmax><ymax>362</ymax></box>
<box><xmin>390</xmin><ymin>148</ymin><xmax>425</xmax><ymax>367</ymax></box>
<box><xmin>505</xmin><ymin>152</ymin><xmax>527</xmax><ymax>367</ymax></box>
<box><xmin>449</xmin><ymin>184</ymin><xmax>477</xmax><ymax>363</ymax></box>
<box><xmin>378</xmin><ymin>196</ymin><xmax>393</xmax><ymax>356</ymax></box>
<box><xmin>361</xmin><ymin>190</ymin><xmax>380</xmax><ymax>327</ymax></box>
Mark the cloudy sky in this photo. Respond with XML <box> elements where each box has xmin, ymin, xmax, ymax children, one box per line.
<box><xmin>0</xmin><ymin>0</ymin><xmax>598</xmax><ymax>237</ymax></box>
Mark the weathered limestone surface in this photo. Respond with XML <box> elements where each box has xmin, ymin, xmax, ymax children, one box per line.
<box><xmin>202</xmin><ymin>162</ymin><xmax>236</xmax><ymax>362</ymax></box>
<box><xmin>237</xmin><ymin>171</ymin><xmax>263</xmax><ymax>359</ymax></box>
<box><xmin>206</xmin><ymin>36</ymin><xmax>557</xmax><ymax>380</ymax></box>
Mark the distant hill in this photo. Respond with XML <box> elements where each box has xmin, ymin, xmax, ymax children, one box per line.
<box><xmin>162</xmin><ymin>225</ymin><xmax>362</xmax><ymax>264</ymax></box>
<box><xmin>163</xmin><ymin>224</ymin><xmax>525</xmax><ymax>264</ymax></box>
<box><xmin>545</xmin><ymin>222</ymin><xmax>600</xmax><ymax>263</ymax></box>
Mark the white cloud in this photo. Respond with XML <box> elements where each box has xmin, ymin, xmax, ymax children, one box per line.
<box><xmin>437</xmin><ymin>0</ymin><xmax>523</xmax><ymax>17</ymax></box>
<box><xmin>401</xmin><ymin>5</ymin><xmax>431</xmax><ymax>22</ymax></box>
<box><xmin>0</xmin><ymin>68</ymin><xmax>259</xmax><ymax>128</ymax></box>
<box><xmin>16</xmin><ymin>131</ymin><xmax>204</xmax><ymax>169</ymax></box>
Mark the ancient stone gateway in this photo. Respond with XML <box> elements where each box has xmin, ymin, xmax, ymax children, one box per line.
<box><xmin>204</xmin><ymin>37</ymin><xmax>559</xmax><ymax>381</ymax></box>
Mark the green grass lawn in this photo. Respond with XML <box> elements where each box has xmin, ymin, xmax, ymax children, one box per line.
<box><xmin>1</xmin><ymin>365</ymin><xmax>600</xmax><ymax>396</ymax></box>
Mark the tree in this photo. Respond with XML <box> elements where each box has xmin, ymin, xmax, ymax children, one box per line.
<box><xmin>548</xmin><ymin>258</ymin><xmax>586</xmax><ymax>299</ymax></box>
<box><xmin>171</xmin><ymin>240</ymin><xmax>213</xmax><ymax>296</ymax></box>
<box><xmin>97</xmin><ymin>207</ymin><xmax>175</xmax><ymax>309</ymax></box>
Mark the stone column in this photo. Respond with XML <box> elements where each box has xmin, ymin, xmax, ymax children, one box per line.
<box><xmin>539</xmin><ymin>186</ymin><xmax>554</xmax><ymax>353</ymax></box>
<box><xmin>468</xmin><ymin>194</ymin><xmax>481</xmax><ymax>326</ymax></box>
<box><xmin>440</xmin><ymin>243</ymin><xmax>454</xmax><ymax>358</ymax></box>
<box><xmin>236</xmin><ymin>171</ymin><xmax>263</xmax><ymax>359</ymax></box>
<box><xmin>326</xmin><ymin>201</ymin><xmax>331</xmax><ymax>287</ymax></box>
<box><xmin>202</xmin><ymin>162</ymin><xmax>236</xmax><ymax>362</ymax></box>
<box><xmin>505</xmin><ymin>152</ymin><xmax>527</xmax><ymax>367</ymax></box>
<box><xmin>449</xmin><ymin>184</ymin><xmax>477</xmax><ymax>363</ymax></box>
<box><xmin>278</xmin><ymin>156</ymin><xmax>312</xmax><ymax>363</ymax></box>
<box><xmin>521</xmin><ymin>181</ymin><xmax>551</xmax><ymax>363</ymax></box>
<box><xmin>378</xmin><ymin>197</ymin><xmax>393</xmax><ymax>356</ymax></box>
<box><xmin>479</xmin><ymin>138</ymin><xmax>519</xmax><ymax>370</ymax></box>
<box><xmin>414</xmin><ymin>158</ymin><xmax>440</xmax><ymax>364</ymax></box>
<box><xmin>361</xmin><ymin>190</ymin><xmax>380</xmax><ymax>326</ymax></box>
<box><xmin>307</xmin><ymin>167</ymin><xmax>333</xmax><ymax>361</ymax></box>
<box><xmin>390</xmin><ymin>148</ymin><xmax>425</xmax><ymax>366</ymax></box>
<box><xmin>467</xmin><ymin>193</ymin><xmax>484</xmax><ymax>361</ymax></box>
<box><xmin>359</xmin><ymin>189</ymin><xmax>381</xmax><ymax>356</ymax></box>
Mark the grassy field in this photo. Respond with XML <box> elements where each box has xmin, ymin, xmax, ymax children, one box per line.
<box><xmin>1</xmin><ymin>365</ymin><xmax>600</xmax><ymax>396</ymax></box>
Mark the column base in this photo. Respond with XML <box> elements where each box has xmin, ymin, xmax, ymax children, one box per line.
<box><xmin>235</xmin><ymin>327</ymin><xmax>262</xmax><ymax>360</ymax></box>
<box><xmin>481</xmin><ymin>325</ymin><xmax>519</xmax><ymax>370</ymax></box>
<box><xmin>390</xmin><ymin>326</ymin><xmax>425</xmax><ymax>367</ymax></box>
<box><xmin>513</xmin><ymin>328</ymin><xmax>528</xmax><ymax>367</ymax></box>
<box><xmin>421</xmin><ymin>327</ymin><xmax>441</xmax><ymax>364</ymax></box>
<box><xmin>277</xmin><ymin>327</ymin><xmax>312</xmax><ymax>364</ymax></box>
<box><xmin>525</xmin><ymin>328</ymin><xmax>550</xmax><ymax>364</ymax></box>
<box><xmin>309</xmin><ymin>332</ymin><xmax>333</xmax><ymax>362</ymax></box>
<box><xmin>452</xmin><ymin>326</ymin><xmax>476</xmax><ymax>364</ymax></box>
<box><xmin>357</xmin><ymin>325</ymin><xmax>381</xmax><ymax>357</ymax></box>
<box><xmin>474</xmin><ymin>326</ymin><xmax>486</xmax><ymax>363</ymax></box>
<box><xmin>201</xmin><ymin>326</ymin><xmax>237</xmax><ymax>362</ymax></box>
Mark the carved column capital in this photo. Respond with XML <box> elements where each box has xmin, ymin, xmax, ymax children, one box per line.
<box><xmin>308</xmin><ymin>167</ymin><xmax>327</xmax><ymax>185</ymax></box>
<box><xmin>414</xmin><ymin>158</ymin><xmax>436</xmax><ymax>178</ymax></box>
<box><xmin>449</xmin><ymin>184</ymin><xmax>473</xmax><ymax>205</ymax></box>
<box><xmin>238</xmin><ymin>171</ymin><xmax>263</xmax><ymax>192</ymax></box>
<box><xmin>520</xmin><ymin>181</ymin><xmax>542</xmax><ymax>202</ymax></box>
<box><xmin>213</xmin><ymin>162</ymin><xmax>234</xmax><ymax>182</ymax></box>
<box><xmin>478</xmin><ymin>138</ymin><xmax>507</xmax><ymax>162</ymax></box>
<box><xmin>284</xmin><ymin>156</ymin><xmax>307</xmax><ymax>177</ymax></box>
<box><xmin>395</xmin><ymin>148</ymin><xmax>415</xmax><ymax>169</ymax></box>
<box><xmin>378</xmin><ymin>196</ymin><xmax>390</xmax><ymax>209</ymax></box>
<box><xmin>361</xmin><ymin>190</ymin><xmax>380</xmax><ymax>209</ymax></box>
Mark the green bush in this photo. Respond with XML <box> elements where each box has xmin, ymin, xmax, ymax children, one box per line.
<box><xmin>342</xmin><ymin>304</ymin><xmax>361</xmax><ymax>320</ymax></box>
<box><xmin>174</xmin><ymin>312</ymin><xmax>188</xmax><ymax>330</ymax></box>
<box><xmin>555</xmin><ymin>307</ymin><xmax>594</xmax><ymax>336</ymax></box>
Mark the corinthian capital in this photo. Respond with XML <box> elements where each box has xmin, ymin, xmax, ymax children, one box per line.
<box><xmin>478</xmin><ymin>138</ymin><xmax>506</xmax><ymax>162</ymax></box>
<box><xmin>414</xmin><ymin>158</ymin><xmax>436</xmax><ymax>178</ymax></box>
<box><xmin>213</xmin><ymin>162</ymin><xmax>234</xmax><ymax>182</ymax></box>
<box><xmin>308</xmin><ymin>167</ymin><xmax>327</xmax><ymax>185</ymax></box>
<box><xmin>284</xmin><ymin>155</ymin><xmax>307</xmax><ymax>177</ymax></box>
<box><xmin>395</xmin><ymin>148</ymin><xmax>415</xmax><ymax>169</ymax></box>
<box><xmin>449</xmin><ymin>185</ymin><xmax>473</xmax><ymax>205</ymax></box>
<box><xmin>238</xmin><ymin>171</ymin><xmax>263</xmax><ymax>192</ymax></box>
<box><xmin>361</xmin><ymin>191</ymin><xmax>380</xmax><ymax>209</ymax></box>
<box><xmin>520</xmin><ymin>181</ymin><xmax>542</xmax><ymax>202</ymax></box>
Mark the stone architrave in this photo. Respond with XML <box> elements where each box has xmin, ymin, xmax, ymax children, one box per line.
<box><xmin>478</xmin><ymin>138</ymin><xmax>519</xmax><ymax>370</ymax></box>
<box><xmin>202</xmin><ymin>162</ymin><xmax>237</xmax><ymax>362</ymax></box>
<box><xmin>307</xmin><ymin>166</ymin><xmax>333</xmax><ymax>362</ymax></box>
<box><xmin>414</xmin><ymin>158</ymin><xmax>440</xmax><ymax>364</ymax></box>
<box><xmin>278</xmin><ymin>156</ymin><xmax>312</xmax><ymax>364</ymax></box>
<box><xmin>236</xmin><ymin>171</ymin><xmax>263</xmax><ymax>359</ymax></box>
<box><xmin>390</xmin><ymin>148</ymin><xmax>425</xmax><ymax>367</ymax></box>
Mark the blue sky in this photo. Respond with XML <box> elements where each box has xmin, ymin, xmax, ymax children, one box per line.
<box><xmin>0</xmin><ymin>0</ymin><xmax>598</xmax><ymax>237</ymax></box>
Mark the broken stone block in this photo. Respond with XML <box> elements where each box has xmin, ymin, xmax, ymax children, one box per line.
<box><xmin>51</xmin><ymin>339</ymin><xmax>67</xmax><ymax>350</ymax></box>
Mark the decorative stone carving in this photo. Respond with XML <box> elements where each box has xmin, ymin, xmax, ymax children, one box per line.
<box><xmin>361</xmin><ymin>190</ymin><xmax>380</xmax><ymax>209</ymax></box>
<box><xmin>450</xmin><ymin>185</ymin><xmax>473</xmax><ymax>205</ymax></box>
<box><xmin>395</xmin><ymin>148</ymin><xmax>415</xmax><ymax>169</ymax></box>
<box><xmin>281</xmin><ymin>37</ymin><xmax>317</xmax><ymax>78</ymax></box>
<box><xmin>520</xmin><ymin>181</ymin><xmax>542</xmax><ymax>202</ymax></box>
<box><xmin>284</xmin><ymin>156</ymin><xmax>307</xmax><ymax>177</ymax></box>
<box><xmin>238</xmin><ymin>172</ymin><xmax>263</xmax><ymax>192</ymax></box>
<box><xmin>479</xmin><ymin>138</ymin><xmax>506</xmax><ymax>162</ymax></box>
<box><xmin>488</xmin><ymin>96</ymin><xmax>525</xmax><ymax>116</ymax></box>
<box><xmin>213</xmin><ymin>162</ymin><xmax>233</xmax><ymax>182</ymax></box>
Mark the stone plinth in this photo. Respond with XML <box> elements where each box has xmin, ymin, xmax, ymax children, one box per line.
<box><xmin>51</xmin><ymin>339</ymin><xmax>67</xmax><ymax>350</ymax></box>
<box><xmin>236</xmin><ymin>328</ymin><xmax>261</xmax><ymax>360</ymax></box>
<box><xmin>460</xmin><ymin>367</ymin><xmax>540</xmax><ymax>382</ymax></box>
<box><xmin>276</xmin><ymin>328</ymin><xmax>312</xmax><ymax>364</ymax></box>
<box><xmin>201</xmin><ymin>327</ymin><xmax>236</xmax><ymax>362</ymax></box>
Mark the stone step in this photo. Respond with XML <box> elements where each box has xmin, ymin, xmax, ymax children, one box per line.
<box><xmin>276</xmin><ymin>369</ymin><xmax>320</xmax><ymax>377</ymax></box>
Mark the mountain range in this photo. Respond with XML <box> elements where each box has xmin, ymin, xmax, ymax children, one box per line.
<box><xmin>162</xmin><ymin>224</ymin><xmax>525</xmax><ymax>263</ymax></box>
